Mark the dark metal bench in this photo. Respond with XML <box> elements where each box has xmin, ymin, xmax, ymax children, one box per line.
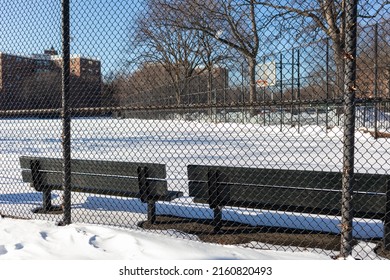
<box><xmin>188</xmin><ymin>165</ymin><xmax>390</xmax><ymax>249</ymax></box>
<box><xmin>19</xmin><ymin>156</ymin><xmax>183</xmax><ymax>224</ymax></box>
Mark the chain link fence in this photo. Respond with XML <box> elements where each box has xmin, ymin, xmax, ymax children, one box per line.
<box><xmin>0</xmin><ymin>0</ymin><xmax>389</xmax><ymax>260</ymax></box>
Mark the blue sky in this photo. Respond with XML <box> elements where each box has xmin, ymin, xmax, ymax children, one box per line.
<box><xmin>0</xmin><ymin>0</ymin><xmax>141</xmax><ymax>76</ymax></box>
<box><xmin>1</xmin><ymin>0</ymin><xmax>387</xmax><ymax>81</ymax></box>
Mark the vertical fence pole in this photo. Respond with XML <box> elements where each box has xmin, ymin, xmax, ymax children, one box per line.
<box><xmin>340</xmin><ymin>0</ymin><xmax>358</xmax><ymax>258</ymax></box>
<box><xmin>280</xmin><ymin>53</ymin><xmax>283</xmax><ymax>131</ymax></box>
<box><xmin>297</xmin><ymin>49</ymin><xmax>301</xmax><ymax>132</ymax></box>
<box><xmin>374</xmin><ymin>23</ymin><xmax>378</xmax><ymax>138</ymax></box>
<box><xmin>326</xmin><ymin>38</ymin><xmax>330</xmax><ymax>128</ymax></box>
<box><xmin>263</xmin><ymin>56</ymin><xmax>266</xmax><ymax>126</ymax></box>
<box><xmin>291</xmin><ymin>48</ymin><xmax>295</xmax><ymax>126</ymax></box>
<box><xmin>60</xmin><ymin>0</ymin><xmax>72</xmax><ymax>225</ymax></box>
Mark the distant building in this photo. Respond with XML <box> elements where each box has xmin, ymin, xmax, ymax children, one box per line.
<box><xmin>0</xmin><ymin>48</ymin><xmax>102</xmax><ymax>111</ymax></box>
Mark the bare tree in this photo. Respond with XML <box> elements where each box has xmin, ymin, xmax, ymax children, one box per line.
<box><xmin>356</xmin><ymin>21</ymin><xmax>390</xmax><ymax>98</ymax></box>
<box><xmin>127</xmin><ymin>0</ymin><xmax>230</xmax><ymax>106</ymax></box>
<box><xmin>129</xmin><ymin>12</ymin><xmax>201</xmax><ymax>105</ymax></box>
<box><xmin>116</xmin><ymin>63</ymin><xmax>179</xmax><ymax>107</ymax></box>
<box><xmin>254</xmin><ymin>0</ymin><xmax>389</xmax><ymax>97</ymax></box>
<box><xmin>153</xmin><ymin>0</ymin><xmax>270</xmax><ymax>115</ymax></box>
<box><xmin>196</xmin><ymin>32</ymin><xmax>235</xmax><ymax>114</ymax></box>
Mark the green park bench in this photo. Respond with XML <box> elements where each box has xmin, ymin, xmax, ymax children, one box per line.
<box><xmin>188</xmin><ymin>164</ymin><xmax>390</xmax><ymax>250</ymax></box>
<box><xmin>19</xmin><ymin>156</ymin><xmax>183</xmax><ymax>224</ymax></box>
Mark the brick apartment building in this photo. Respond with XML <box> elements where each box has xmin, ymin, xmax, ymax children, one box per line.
<box><xmin>0</xmin><ymin>48</ymin><xmax>102</xmax><ymax>111</ymax></box>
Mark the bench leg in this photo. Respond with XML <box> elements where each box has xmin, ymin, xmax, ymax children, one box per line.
<box><xmin>32</xmin><ymin>189</ymin><xmax>63</xmax><ymax>214</ymax></box>
<box><xmin>147</xmin><ymin>201</ymin><xmax>156</xmax><ymax>224</ymax></box>
<box><xmin>43</xmin><ymin>188</ymin><xmax>52</xmax><ymax>211</ymax></box>
<box><xmin>213</xmin><ymin>206</ymin><xmax>223</xmax><ymax>233</ymax></box>
<box><xmin>32</xmin><ymin>189</ymin><xmax>52</xmax><ymax>213</ymax></box>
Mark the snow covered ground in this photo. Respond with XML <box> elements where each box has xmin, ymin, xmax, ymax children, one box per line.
<box><xmin>1</xmin><ymin>116</ymin><xmax>390</xmax><ymax>261</ymax></box>
<box><xmin>1</xmin><ymin>219</ymin><xmax>388</xmax><ymax>280</ymax></box>
<box><xmin>0</xmin><ymin>217</ymin><xmax>328</xmax><ymax>260</ymax></box>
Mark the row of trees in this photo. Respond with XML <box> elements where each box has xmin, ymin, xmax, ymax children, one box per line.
<box><xmin>106</xmin><ymin>0</ymin><xmax>388</xmax><ymax>113</ymax></box>
<box><xmin>106</xmin><ymin>64</ymin><xmax>228</xmax><ymax>107</ymax></box>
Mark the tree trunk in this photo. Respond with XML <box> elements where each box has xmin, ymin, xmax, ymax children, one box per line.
<box><xmin>334</xmin><ymin>51</ymin><xmax>345</xmax><ymax>99</ymax></box>
<box><xmin>327</xmin><ymin>21</ymin><xmax>345</xmax><ymax>100</ymax></box>
<box><xmin>175</xmin><ymin>74</ymin><xmax>181</xmax><ymax>105</ymax></box>
<box><xmin>248</xmin><ymin>56</ymin><xmax>257</xmax><ymax>117</ymax></box>
<box><xmin>207</xmin><ymin>69</ymin><xmax>213</xmax><ymax>117</ymax></box>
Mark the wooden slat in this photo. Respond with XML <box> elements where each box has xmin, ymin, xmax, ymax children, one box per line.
<box><xmin>22</xmin><ymin>170</ymin><xmax>168</xmax><ymax>197</ymax></box>
<box><xmin>20</xmin><ymin>156</ymin><xmax>166</xmax><ymax>179</ymax></box>
<box><xmin>188</xmin><ymin>165</ymin><xmax>388</xmax><ymax>193</ymax></box>
<box><xmin>189</xmin><ymin>181</ymin><xmax>386</xmax><ymax>218</ymax></box>
<box><xmin>353</xmin><ymin>173</ymin><xmax>388</xmax><ymax>193</ymax></box>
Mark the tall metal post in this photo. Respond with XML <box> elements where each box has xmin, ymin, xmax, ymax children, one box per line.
<box><xmin>340</xmin><ymin>0</ymin><xmax>358</xmax><ymax>258</ymax></box>
<box><xmin>326</xmin><ymin>38</ymin><xmax>330</xmax><ymax>129</ymax></box>
<box><xmin>280</xmin><ymin>53</ymin><xmax>283</xmax><ymax>131</ymax></box>
<box><xmin>60</xmin><ymin>0</ymin><xmax>72</xmax><ymax>225</ymax></box>
<box><xmin>374</xmin><ymin>23</ymin><xmax>378</xmax><ymax>139</ymax></box>
<box><xmin>263</xmin><ymin>56</ymin><xmax>266</xmax><ymax>126</ymax></box>
<box><xmin>297</xmin><ymin>49</ymin><xmax>301</xmax><ymax>132</ymax></box>
<box><xmin>291</xmin><ymin>48</ymin><xmax>295</xmax><ymax>126</ymax></box>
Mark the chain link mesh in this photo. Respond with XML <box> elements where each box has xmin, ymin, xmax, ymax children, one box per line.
<box><xmin>0</xmin><ymin>0</ymin><xmax>389</xmax><ymax>260</ymax></box>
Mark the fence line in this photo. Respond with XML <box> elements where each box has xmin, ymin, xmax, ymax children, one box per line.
<box><xmin>0</xmin><ymin>0</ymin><xmax>389</xmax><ymax>260</ymax></box>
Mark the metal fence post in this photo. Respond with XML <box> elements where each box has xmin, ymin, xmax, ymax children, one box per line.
<box><xmin>326</xmin><ymin>38</ymin><xmax>330</xmax><ymax>129</ymax></box>
<box><xmin>374</xmin><ymin>23</ymin><xmax>378</xmax><ymax>139</ymax></box>
<box><xmin>60</xmin><ymin>0</ymin><xmax>72</xmax><ymax>226</ymax></box>
<box><xmin>340</xmin><ymin>0</ymin><xmax>359</xmax><ymax>258</ymax></box>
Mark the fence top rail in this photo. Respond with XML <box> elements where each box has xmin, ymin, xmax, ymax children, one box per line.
<box><xmin>3</xmin><ymin>97</ymin><xmax>390</xmax><ymax>117</ymax></box>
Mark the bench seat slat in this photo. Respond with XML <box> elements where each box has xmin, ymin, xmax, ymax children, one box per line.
<box><xmin>189</xmin><ymin>181</ymin><xmax>386</xmax><ymax>218</ymax></box>
<box><xmin>188</xmin><ymin>165</ymin><xmax>388</xmax><ymax>194</ymax></box>
<box><xmin>22</xmin><ymin>170</ymin><xmax>170</xmax><ymax>198</ymax></box>
<box><xmin>20</xmin><ymin>156</ymin><xmax>166</xmax><ymax>179</ymax></box>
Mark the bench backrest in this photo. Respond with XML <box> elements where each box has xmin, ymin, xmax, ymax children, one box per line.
<box><xmin>20</xmin><ymin>156</ymin><xmax>168</xmax><ymax>200</ymax></box>
<box><xmin>188</xmin><ymin>165</ymin><xmax>389</xmax><ymax>219</ymax></box>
